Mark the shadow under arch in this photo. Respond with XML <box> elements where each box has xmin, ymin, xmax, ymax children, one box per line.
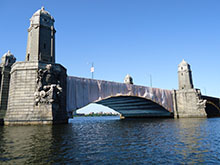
<box><xmin>205</xmin><ymin>101</ymin><xmax>220</xmax><ymax>117</ymax></box>
<box><xmin>201</xmin><ymin>95</ymin><xmax>220</xmax><ymax>117</ymax></box>
<box><xmin>95</xmin><ymin>96</ymin><xmax>174</xmax><ymax>118</ymax></box>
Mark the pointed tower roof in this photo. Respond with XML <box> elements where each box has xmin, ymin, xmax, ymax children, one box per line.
<box><xmin>178</xmin><ymin>59</ymin><xmax>191</xmax><ymax>71</ymax></box>
<box><xmin>125</xmin><ymin>74</ymin><xmax>131</xmax><ymax>79</ymax></box>
<box><xmin>2</xmin><ymin>50</ymin><xmax>13</xmax><ymax>58</ymax></box>
<box><xmin>29</xmin><ymin>7</ymin><xmax>54</xmax><ymax>27</ymax></box>
<box><xmin>32</xmin><ymin>6</ymin><xmax>54</xmax><ymax>20</ymax></box>
<box><xmin>1</xmin><ymin>50</ymin><xmax>16</xmax><ymax>67</ymax></box>
<box><xmin>124</xmin><ymin>74</ymin><xmax>133</xmax><ymax>84</ymax></box>
<box><xmin>179</xmin><ymin>59</ymin><xmax>188</xmax><ymax>66</ymax></box>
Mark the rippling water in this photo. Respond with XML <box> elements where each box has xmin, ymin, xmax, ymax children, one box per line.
<box><xmin>1</xmin><ymin>117</ymin><xmax>220</xmax><ymax>164</ymax></box>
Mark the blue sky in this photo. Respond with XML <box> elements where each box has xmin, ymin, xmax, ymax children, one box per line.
<box><xmin>1</xmin><ymin>0</ymin><xmax>220</xmax><ymax>113</ymax></box>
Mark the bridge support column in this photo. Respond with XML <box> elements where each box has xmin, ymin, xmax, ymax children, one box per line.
<box><xmin>174</xmin><ymin>89</ymin><xmax>207</xmax><ymax>118</ymax></box>
<box><xmin>120</xmin><ymin>114</ymin><xmax>125</xmax><ymax>119</ymax></box>
<box><xmin>174</xmin><ymin>60</ymin><xmax>207</xmax><ymax>118</ymax></box>
<box><xmin>4</xmin><ymin>62</ymin><xmax>68</xmax><ymax>125</ymax></box>
<box><xmin>172</xmin><ymin>90</ymin><xmax>179</xmax><ymax>118</ymax></box>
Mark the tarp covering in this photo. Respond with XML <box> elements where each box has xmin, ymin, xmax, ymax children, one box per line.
<box><xmin>67</xmin><ymin>76</ymin><xmax>174</xmax><ymax>113</ymax></box>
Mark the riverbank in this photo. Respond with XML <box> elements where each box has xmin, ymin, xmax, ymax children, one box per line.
<box><xmin>74</xmin><ymin>112</ymin><xmax>119</xmax><ymax>117</ymax></box>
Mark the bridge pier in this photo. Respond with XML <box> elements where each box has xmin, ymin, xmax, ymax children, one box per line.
<box><xmin>120</xmin><ymin>114</ymin><xmax>125</xmax><ymax>119</ymax></box>
<box><xmin>173</xmin><ymin>89</ymin><xmax>206</xmax><ymax>118</ymax></box>
<box><xmin>173</xmin><ymin>60</ymin><xmax>207</xmax><ymax>118</ymax></box>
<box><xmin>1</xmin><ymin>7</ymin><xmax>68</xmax><ymax>125</ymax></box>
<box><xmin>4</xmin><ymin>62</ymin><xmax>68</xmax><ymax>125</ymax></box>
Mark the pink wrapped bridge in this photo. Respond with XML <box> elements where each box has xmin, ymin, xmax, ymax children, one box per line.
<box><xmin>67</xmin><ymin>76</ymin><xmax>174</xmax><ymax>118</ymax></box>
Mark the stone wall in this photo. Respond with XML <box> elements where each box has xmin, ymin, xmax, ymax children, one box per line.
<box><xmin>0</xmin><ymin>67</ymin><xmax>11</xmax><ymax>111</ymax></box>
<box><xmin>173</xmin><ymin>89</ymin><xmax>207</xmax><ymax>118</ymax></box>
<box><xmin>0</xmin><ymin>51</ymin><xmax>16</xmax><ymax>122</ymax></box>
<box><xmin>4</xmin><ymin>61</ymin><xmax>68</xmax><ymax>125</ymax></box>
<box><xmin>2</xmin><ymin>8</ymin><xmax>67</xmax><ymax>125</ymax></box>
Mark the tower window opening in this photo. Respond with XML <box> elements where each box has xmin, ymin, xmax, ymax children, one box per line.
<box><xmin>181</xmin><ymin>73</ymin><xmax>183</xmax><ymax>76</ymax></box>
<box><xmin>27</xmin><ymin>54</ymin><xmax>30</xmax><ymax>61</ymax></box>
<box><xmin>43</xmin><ymin>18</ymin><xmax>48</xmax><ymax>22</ymax></box>
<box><xmin>44</xmin><ymin>43</ymin><xmax>46</xmax><ymax>49</ymax></box>
<box><xmin>0</xmin><ymin>73</ymin><xmax>2</xmax><ymax>87</ymax></box>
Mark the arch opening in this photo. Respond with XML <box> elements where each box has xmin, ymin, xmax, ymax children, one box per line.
<box><xmin>205</xmin><ymin>101</ymin><xmax>220</xmax><ymax>117</ymax></box>
<box><xmin>96</xmin><ymin>96</ymin><xmax>173</xmax><ymax>118</ymax></box>
<box><xmin>76</xmin><ymin>103</ymin><xmax>119</xmax><ymax>116</ymax></box>
<box><xmin>201</xmin><ymin>96</ymin><xmax>220</xmax><ymax>117</ymax></box>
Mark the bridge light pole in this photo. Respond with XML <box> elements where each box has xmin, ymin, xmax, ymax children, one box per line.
<box><xmin>90</xmin><ymin>62</ymin><xmax>94</xmax><ymax>79</ymax></box>
<box><xmin>147</xmin><ymin>73</ymin><xmax>152</xmax><ymax>87</ymax></box>
<box><xmin>150</xmin><ymin>74</ymin><xmax>152</xmax><ymax>87</ymax></box>
<box><xmin>203</xmin><ymin>87</ymin><xmax>207</xmax><ymax>95</ymax></box>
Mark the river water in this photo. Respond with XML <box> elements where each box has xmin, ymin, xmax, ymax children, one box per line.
<box><xmin>0</xmin><ymin>116</ymin><xmax>220</xmax><ymax>164</ymax></box>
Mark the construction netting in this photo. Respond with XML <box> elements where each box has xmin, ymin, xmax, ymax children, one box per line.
<box><xmin>66</xmin><ymin>76</ymin><xmax>174</xmax><ymax>113</ymax></box>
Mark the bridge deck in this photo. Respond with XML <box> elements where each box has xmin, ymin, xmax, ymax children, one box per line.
<box><xmin>67</xmin><ymin>76</ymin><xmax>174</xmax><ymax>116</ymax></box>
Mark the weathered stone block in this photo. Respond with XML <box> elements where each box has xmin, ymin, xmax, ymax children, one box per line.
<box><xmin>4</xmin><ymin>61</ymin><xmax>68</xmax><ymax>125</ymax></box>
<box><xmin>173</xmin><ymin>89</ymin><xmax>207</xmax><ymax>118</ymax></box>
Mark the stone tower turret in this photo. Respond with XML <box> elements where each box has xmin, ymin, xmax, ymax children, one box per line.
<box><xmin>124</xmin><ymin>74</ymin><xmax>133</xmax><ymax>84</ymax></box>
<box><xmin>26</xmin><ymin>7</ymin><xmax>55</xmax><ymax>63</ymax></box>
<box><xmin>4</xmin><ymin>7</ymin><xmax>68</xmax><ymax>125</ymax></box>
<box><xmin>178</xmin><ymin>59</ymin><xmax>193</xmax><ymax>90</ymax></box>
<box><xmin>0</xmin><ymin>51</ymin><xmax>16</xmax><ymax>112</ymax></box>
<box><xmin>1</xmin><ymin>51</ymin><xmax>16</xmax><ymax>67</ymax></box>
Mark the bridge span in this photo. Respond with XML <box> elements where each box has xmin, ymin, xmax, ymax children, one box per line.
<box><xmin>2</xmin><ymin>7</ymin><xmax>220</xmax><ymax>125</ymax></box>
<box><xmin>67</xmin><ymin>76</ymin><xmax>174</xmax><ymax>118</ymax></box>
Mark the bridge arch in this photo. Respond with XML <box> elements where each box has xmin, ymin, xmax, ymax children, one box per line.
<box><xmin>67</xmin><ymin>76</ymin><xmax>174</xmax><ymax>118</ymax></box>
<box><xmin>204</xmin><ymin>100</ymin><xmax>220</xmax><ymax>117</ymax></box>
<box><xmin>201</xmin><ymin>96</ymin><xmax>220</xmax><ymax>117</ymax></box>
<box><xmin>95</xmin><ymin>95</ymin><xmax>173</xmax><ymax>118</ymax></box>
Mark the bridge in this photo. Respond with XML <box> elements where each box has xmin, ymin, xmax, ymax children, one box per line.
<box><xmin>66</xmin><ymin>76</ymin><xmax>174</xmax><ymax>118</ymax></box>
<box><xmin>1</xmin><ymin>7</ymin><xmax>220</xmax><ymax>125</ymax></box>
<box><xmin>66</xmin><ymin>76</ymin><xmax>220</xmax><ymax>119</ymax></box>
<box><xmin>201</xmin><ymin>95</ymin><xmax>220</xmax><ymax>117</ymax></box>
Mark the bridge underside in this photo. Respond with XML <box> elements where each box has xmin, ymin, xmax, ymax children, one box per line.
<box><xmin>96</xmin><ymin>96</ymin><xmax>173</xmax><ymax>118</ymax></box>
<box><xmin>202</xmin><ymin>95</ymin><xmax>220</xmax><ymax>117</ymax></box>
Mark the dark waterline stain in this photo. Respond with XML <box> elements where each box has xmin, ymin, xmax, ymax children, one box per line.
<box><xmin>0</xmin><ymin>117</ymin><xmax>220</xmax><ymax>164</ymax></box>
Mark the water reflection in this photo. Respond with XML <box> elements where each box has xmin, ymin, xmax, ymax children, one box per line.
<box><xmin>173</xmin><ymin>119</ymin><xmax>209</xmax><ymax>164</ymax></box>
<box><xmin>0</xmin><ymin>117</ymin><xmax>220</xmax><ymax>164</ymax></box>
<box><xmin>1</xmin><ymin>126</ymin><xmax>54</xmax><ymax>164</ymax></box>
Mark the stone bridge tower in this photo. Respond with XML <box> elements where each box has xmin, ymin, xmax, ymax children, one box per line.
<box><xmin>26</xmin><ymin>7</ymin><xmax>55</xmax><ymax>63</ymax></box>
<box><xmin>178</xmin><ymin>59</ymin><xmax>193</xmax><ymax>90</ymax></box>
<box><xmin>0</xmin><ymin>51</ymin><xmax>16</xmax><ymax>123</ymax></box>
<box><xmin>4</xmin><ymin>7</ymin><xmax>68</xmax><ymax>125</ymax></box>
<box><xmin>173</xmin><ymin>60</ymin><xmax>206</xmax><ymax>118</ymax></box>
